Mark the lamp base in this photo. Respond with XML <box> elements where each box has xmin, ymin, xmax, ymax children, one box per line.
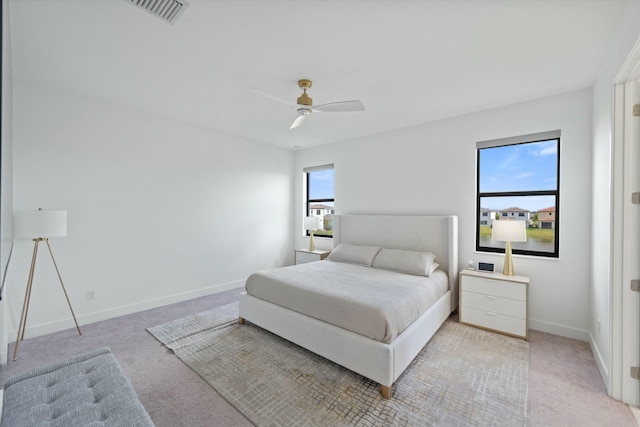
<box><xmin>503</xmin><ymin>240</ymin><xmax>515</xmax><ymax>276</ymax></box>
<box><xmin>308</xmin><ymin>231</ymin><xmax>315</xmax><ymax>252</ymax></box>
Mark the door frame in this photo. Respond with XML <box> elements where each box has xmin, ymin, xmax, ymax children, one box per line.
<box><xmin>611</xmin><ymin>36</ymin><xmax>640</xmax><ymax>404</ymax></box>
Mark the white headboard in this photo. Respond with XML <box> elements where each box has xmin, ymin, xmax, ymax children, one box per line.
<box><xmin>333</xmin><ymin>215</ymin><xmax>459</xmax><ymax>311</ymax></box>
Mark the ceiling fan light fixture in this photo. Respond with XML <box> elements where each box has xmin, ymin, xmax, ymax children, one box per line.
<box><xmin>296</xmin><ymin>79</ymin><xmax>313</xmax><ymax>106</ymax></box>
<box><xmin>253</xmin><ymin>78</ymin><xmax>364</xmax><ymax>130</ymax></box>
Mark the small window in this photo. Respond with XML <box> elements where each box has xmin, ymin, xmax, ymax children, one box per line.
<box><xmin>304</xmin><ymin>164</ymin><xmax>334</xmax><ymax>238</ymax></box>
<box><xmin>476</xmin><ymin>131</ymin><xmax>560</xmax><ymax>258</ymax></box>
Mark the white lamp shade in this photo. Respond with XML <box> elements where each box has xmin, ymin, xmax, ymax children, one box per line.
<box><xmin>14</xmin><ymin>210</ymin><xmax>67</xmax><ymax>238</ymax></box>
<box><xmin>304</xmin><ymin>216</ymin><xmax>322</xmax><ymax>231</ymax></box>
<box><xmin>491</xmin><ymin>220</ymin><xmax>526</xmax><ymax>242</ymax></box>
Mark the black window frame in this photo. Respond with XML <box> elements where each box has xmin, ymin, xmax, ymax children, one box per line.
<box><xmin>476</xmin><ymin>131</ymin><xmax>560</xmax><ymax>258</ymax></box>
<box><xmin>304</xmin><ymin>164</ymin><xmax>334</xmax><ymax>238</ymax></box>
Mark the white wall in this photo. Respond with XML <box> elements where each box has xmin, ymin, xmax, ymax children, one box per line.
<box><xmin>295</xmin><ymin>88</ymin><xmax>593</xmax><ymax>340</ymax></box>
<box><xmin>591</xmin><ymin>0</ymin><xmax>640</xmax><ymax>398</ymax></box>
<box><xmin>5</xmin><ymin>81</ymin><xmax>293</xmax><ymax>339</ymax></box>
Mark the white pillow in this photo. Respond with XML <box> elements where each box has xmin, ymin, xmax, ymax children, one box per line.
<box><xmin>371</xmin><ymin>248</ymin><xmax>437</xmax><ymax>276</ymax></box>
<box><xmin>327</xmin><ymin>243</ymin><xmax>382</xmax><ymax>266</ymax></box>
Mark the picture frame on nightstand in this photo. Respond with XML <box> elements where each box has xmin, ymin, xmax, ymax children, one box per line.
<box><xmin>477</xmin><ymin>262</ymin><xmax>495</xmax><ymax>272</ymax></box>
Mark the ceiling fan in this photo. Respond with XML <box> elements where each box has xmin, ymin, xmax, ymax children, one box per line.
<box><xmin>253</xmin><ymin>79</ymin><xmax>365</xmax><ymax>129</ymax></box>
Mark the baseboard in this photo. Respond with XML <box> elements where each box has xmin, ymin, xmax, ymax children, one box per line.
<box><xmin>8</xmin><ymin>280</ymin><xmax>245</xmax><ymax>341</ymax></box>
<box><xmin>630</xmin><ymin>405</ymin><xmax>640</xmax><ymax>426</ymax></box>
<box><xmin>529</xmin><ymin>317</ymin><xmax>590</xmax><ymax>342</ymax></box>
<box><xmin>589</xmin><ymin>330</ymin><xmax>611</xmax><ymax>393</ymax></box>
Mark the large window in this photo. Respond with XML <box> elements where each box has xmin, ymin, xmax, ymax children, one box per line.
<box><xmin>476</xmin><ymin>131</ymin><xmax>560</xmax><ymax>258</ymax></box>
<box><xmin>304</xmin><ymin>164</ymin><xmax>334</xmax><ymax>237</ymax></box>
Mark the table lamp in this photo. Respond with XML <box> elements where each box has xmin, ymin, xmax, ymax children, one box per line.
<box><xmin>491</xmin><ymin>220</ymin><xmax>527</xmax><ymax>276</ymax></box>
<box><xmin>304</xmin><ymin>216</ymin><xmax>322</xmax><ymax>252</ymax></box>
<box><xmin>12</xmin><ymin>208</ymin><xmax>81</xmax><ymax>361</ymax></box>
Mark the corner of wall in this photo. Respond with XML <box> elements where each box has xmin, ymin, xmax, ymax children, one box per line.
<box><xmin>590</xmin><ymin>330</ymin><xmax>611</xmax><ymax>394</ymax></box>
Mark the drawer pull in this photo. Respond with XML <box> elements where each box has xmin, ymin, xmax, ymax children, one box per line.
<box><xmin>485</xmin><ymin>279</ymin><xmax>499</xmax><ymax>283</ymax></box>
<box><xmin>485</xmin><ymin>295</ymin><xmax>498</xmax><ymax>299</ymax></box>
<box><xmin>485</xmin><ymin>311</ymin><xmax>498</xmax><ymax>316</ymax></box>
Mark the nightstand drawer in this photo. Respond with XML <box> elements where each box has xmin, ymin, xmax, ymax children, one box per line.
<box><xmin>461</xmin><ymin>307</ymin><xmax>527</xmax><ymax>338</ymax></box>
<box><xmin>461</xmin><ymin>291</ymin><xmax>526</xmax><ymax>318</ymax></box>
<box><xmin>461</xmin><ymin>275</ymin><xmax>526</xmax><ymax>301</ymax></box>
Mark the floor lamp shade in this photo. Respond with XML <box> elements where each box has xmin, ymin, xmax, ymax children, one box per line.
<box><xmin>14</xmin><ymin>210</ymin><xmax>67</xmax><ymax>239</ymax></box>
<box><xmin>491</xmin><ymin>220</ymin><xmax>526</xmax><ymax>276</ymax></box>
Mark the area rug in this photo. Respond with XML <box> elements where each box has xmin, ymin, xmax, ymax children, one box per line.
<box><xmin>148</xmin><ymin>302</ymin><xmax>529</xmax><ymax>426</ymax></box>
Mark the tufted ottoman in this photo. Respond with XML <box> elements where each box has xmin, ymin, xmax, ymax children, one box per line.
<box><xmin>0</xmin><ymin>347</ymin><xmax>154</xmax><ymax>426</ymax></box>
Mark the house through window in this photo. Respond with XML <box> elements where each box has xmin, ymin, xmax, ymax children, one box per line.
<box><xmin>476</xmin><ymin>130</ymin><xmax>560</xmax><ymax>258</ymax></box>
<box><xmin>304</xmin><ymin>164</ymin><xmax>334</xmax><ymax>238</ymax></box>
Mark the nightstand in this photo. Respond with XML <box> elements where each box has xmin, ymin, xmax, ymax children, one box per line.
<box><xmin>459</xmin><ymin>269</ymin><xmax>529</xmax><ymax>340</ymax></box>
<box><xmin>295</xmin><ymin>249</ymin><xmax>330</xmax><ymax>265</ymax></box>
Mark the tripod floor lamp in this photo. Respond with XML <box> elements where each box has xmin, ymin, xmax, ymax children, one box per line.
<box><xmin>12</xmin><ymin>209</ymin><xmax>81</xmax><ymax>361</ymax></box>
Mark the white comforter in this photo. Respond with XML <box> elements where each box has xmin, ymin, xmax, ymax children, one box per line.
<box><xmin>244</xmin><ymin>260</ymin><xmax>448</xmax><ymax>343</ymax></box>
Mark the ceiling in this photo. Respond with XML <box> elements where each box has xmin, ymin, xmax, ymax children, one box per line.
<box><xmin>8</xmin><ymin>0</ymin><xmax>631</xmax><ymax>150</ymax></box>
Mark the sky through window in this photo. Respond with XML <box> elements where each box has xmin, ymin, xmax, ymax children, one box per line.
<box><xmin>479</xmin><ymin>139</ymin><xmax>558</xmax><ymax>211</ymax></box>
<box><xmin>308</xmin><ymin>169</ymin><xmax>334</xmax><ymax>200</ymax></box>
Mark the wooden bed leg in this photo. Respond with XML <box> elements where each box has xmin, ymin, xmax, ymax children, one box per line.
<box><xmin>238</xmin><ymin>317</ymin><xmax>246</xmax><ymax>324</ymax></box>
<box><xmin>380</xmin><ymin>385</ymin><xmax>392</xmax><ymax>399</ymax></box>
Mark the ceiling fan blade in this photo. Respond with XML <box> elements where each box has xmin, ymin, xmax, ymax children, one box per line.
<box><xmin>252</xmin><ymin>87</ymin><xmax>295</xmax><ymax>108</ymax></box>
<box><xmin>313</xmin><ymin>100</ymin><xmax>365</xmax><ymax>112</ymax></box>
<box><xmin>290</xmin><ymin>115</ymin><xmax>307</xmax><ymax>130</ymax></box>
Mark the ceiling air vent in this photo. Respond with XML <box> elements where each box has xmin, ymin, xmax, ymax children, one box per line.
<box><xmin>124</xmin><ymin>0</ymin><xmax>189</xmax><ymax>25</ymax></box>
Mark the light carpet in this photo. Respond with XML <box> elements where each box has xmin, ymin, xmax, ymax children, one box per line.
<box><xmin>148</xmin><ymin>302</ymin><xmax>529</xmax><ymax>426</ymax></box>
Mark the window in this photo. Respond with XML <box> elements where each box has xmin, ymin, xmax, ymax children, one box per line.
<box><xmin>304</xmin><ymin>164</ymin><xmax>334</xmax><ymax>238</ymax></box>
<box><xmin>476</xmin><ymin>130</ymin><xmax>560</xmax><ymax>258</ymax></box>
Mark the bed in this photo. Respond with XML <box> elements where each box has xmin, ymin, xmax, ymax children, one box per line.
<box><xmin>238</xmin><ymin>214</ymin><xmax>458</xmax><ymax>399</ymax></box>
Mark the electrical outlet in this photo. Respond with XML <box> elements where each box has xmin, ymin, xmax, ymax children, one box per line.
<box><xmin>87</xmin><ymin>290</ymin><xmax>96</xmax><ymax>300</ymax></box>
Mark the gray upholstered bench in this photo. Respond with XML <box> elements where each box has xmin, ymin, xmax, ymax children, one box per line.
<box><xmin>1</xmin><ymin>347</ymin><xmax>154</xmax><ymax>427</ymax></box>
